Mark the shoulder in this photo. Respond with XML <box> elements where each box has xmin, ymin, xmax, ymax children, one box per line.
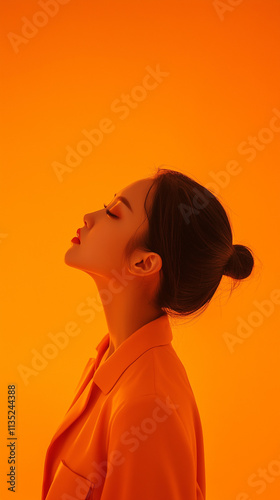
<box><xmin>119</xmin><ymin>343</ymin><xmax>196</xmax><ymax>405</ymax></box>
<box><xmin>110</xmin><ymin>345</ymin><xmax>201</xmax><ymax>438</ymax></box>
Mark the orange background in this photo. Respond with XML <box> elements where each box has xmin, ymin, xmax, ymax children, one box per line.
<box><xmin>1</xmin><ymin>1</ymin><xmax>280</xmax><ymax>499</ymax></box>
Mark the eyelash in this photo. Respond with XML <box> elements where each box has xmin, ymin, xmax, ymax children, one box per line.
<box><xmin>103</xmin><ymin>203</ymin><xmax>119</xmax><ymax>218</ymax></box>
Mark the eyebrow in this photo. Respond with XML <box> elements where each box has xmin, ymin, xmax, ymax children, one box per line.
<box><xmin>113</xmin><ymin>193</ymin><xmax>133</xmax><ymax>212</ymax></box>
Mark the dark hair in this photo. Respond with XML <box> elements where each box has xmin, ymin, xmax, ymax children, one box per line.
<box><xmin>123</xmin><ymin>167</ymin><xmax>255</xmax><ymax>319</ymax></box>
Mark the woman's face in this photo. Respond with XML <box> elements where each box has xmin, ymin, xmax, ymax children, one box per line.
<box><xmin>64</xmin><ymin>177</ymin><xmax>155</xmax><ymax>279</ymax></box>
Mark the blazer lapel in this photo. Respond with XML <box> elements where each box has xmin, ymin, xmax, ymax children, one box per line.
<box><xmin>46</xmin><ymin>335</ymin><xmax>110</xmax><ymax>452</ymax></box>
<box><xmin>47</xmin><ymin>364</ymin><xmax>96</xmax><ymax>449</ymax></box>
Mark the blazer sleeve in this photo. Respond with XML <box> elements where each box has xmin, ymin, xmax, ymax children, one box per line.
<box><xmin>100</xmin><ymin>394</ymin><xmax>202</xmax><ymax>500</ymax></box>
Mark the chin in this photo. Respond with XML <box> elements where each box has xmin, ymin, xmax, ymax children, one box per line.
<box><xmin>64</xmin><ymin>248</ymin><xmax>80</xmax><ymax>268</ymax></box>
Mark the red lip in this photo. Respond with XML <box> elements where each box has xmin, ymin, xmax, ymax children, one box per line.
<box><xmin>71</xmin><ymin>228</ymin><xmax>81</xmax><ymax>244</ymax></box>
<box><xmin>71</xmin><ymin>237</ymin><xmax>80</xmax><ymax>244</ymax></box>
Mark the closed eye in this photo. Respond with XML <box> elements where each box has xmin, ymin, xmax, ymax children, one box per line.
<box><xmin>103</xmin><ymin>203</ymin><xmax>119</xmax><ymax>218</ymax></box>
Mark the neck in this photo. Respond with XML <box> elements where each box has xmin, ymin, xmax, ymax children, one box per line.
<box><xmin>90</xmin><ymin>273</ymin><xmax>164</xmax><ymax>357</ymax></box>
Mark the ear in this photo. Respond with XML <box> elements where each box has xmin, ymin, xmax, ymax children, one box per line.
<box><xmin>128</xmin><ymin>249</ymin><xmax>162</xmax><ymax>277</ymax></box>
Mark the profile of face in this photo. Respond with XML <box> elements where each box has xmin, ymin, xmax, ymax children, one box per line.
<box><xmin>64</xmin><ymin>177</ymin><xmax>162</xmax><ymax>285</ymax></box>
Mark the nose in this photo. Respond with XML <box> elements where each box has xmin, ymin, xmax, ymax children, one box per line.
<box><xmin>83</xmin><ymin>213</ymin><xmax>90</xmax><ymax>227</ymax></box>
<box><xmin>83</xmin><ymin>207</ymin><xmax>103</xmax><ymax>228</ymax></box>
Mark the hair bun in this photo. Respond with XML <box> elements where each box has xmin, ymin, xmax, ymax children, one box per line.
<box><xmin>223</xmin><ymin>244</ymin><xmax>254</xmax><ymax>280</ymax></box>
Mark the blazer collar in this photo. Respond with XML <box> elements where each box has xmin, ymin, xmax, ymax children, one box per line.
<box><xmin>43</xmin><ymin>313</ymin><xmax>173</xmax><ymax>489</ymax></box>
<box><xmin>93</xmin><ymin>313</ymin><xmax>173</xmax><ymax>394</ymax></box>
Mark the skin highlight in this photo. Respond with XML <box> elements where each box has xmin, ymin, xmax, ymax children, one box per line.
<box><xmin>64</xmin><ymin>177</ymin><xmax>164</xmax><ymax>360</ymax></box>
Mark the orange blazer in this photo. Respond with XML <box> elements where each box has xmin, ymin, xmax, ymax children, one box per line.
<box><xmin>41</xmin><ymin>314</ymin><xmax>206</xmax><ymax>499</ymax></box>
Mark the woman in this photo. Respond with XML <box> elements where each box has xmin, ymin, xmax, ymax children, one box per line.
<box><xmin>41</xmin><ymin>167</ymin><xmax>255</xmax><ymax>500</ymax></box>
